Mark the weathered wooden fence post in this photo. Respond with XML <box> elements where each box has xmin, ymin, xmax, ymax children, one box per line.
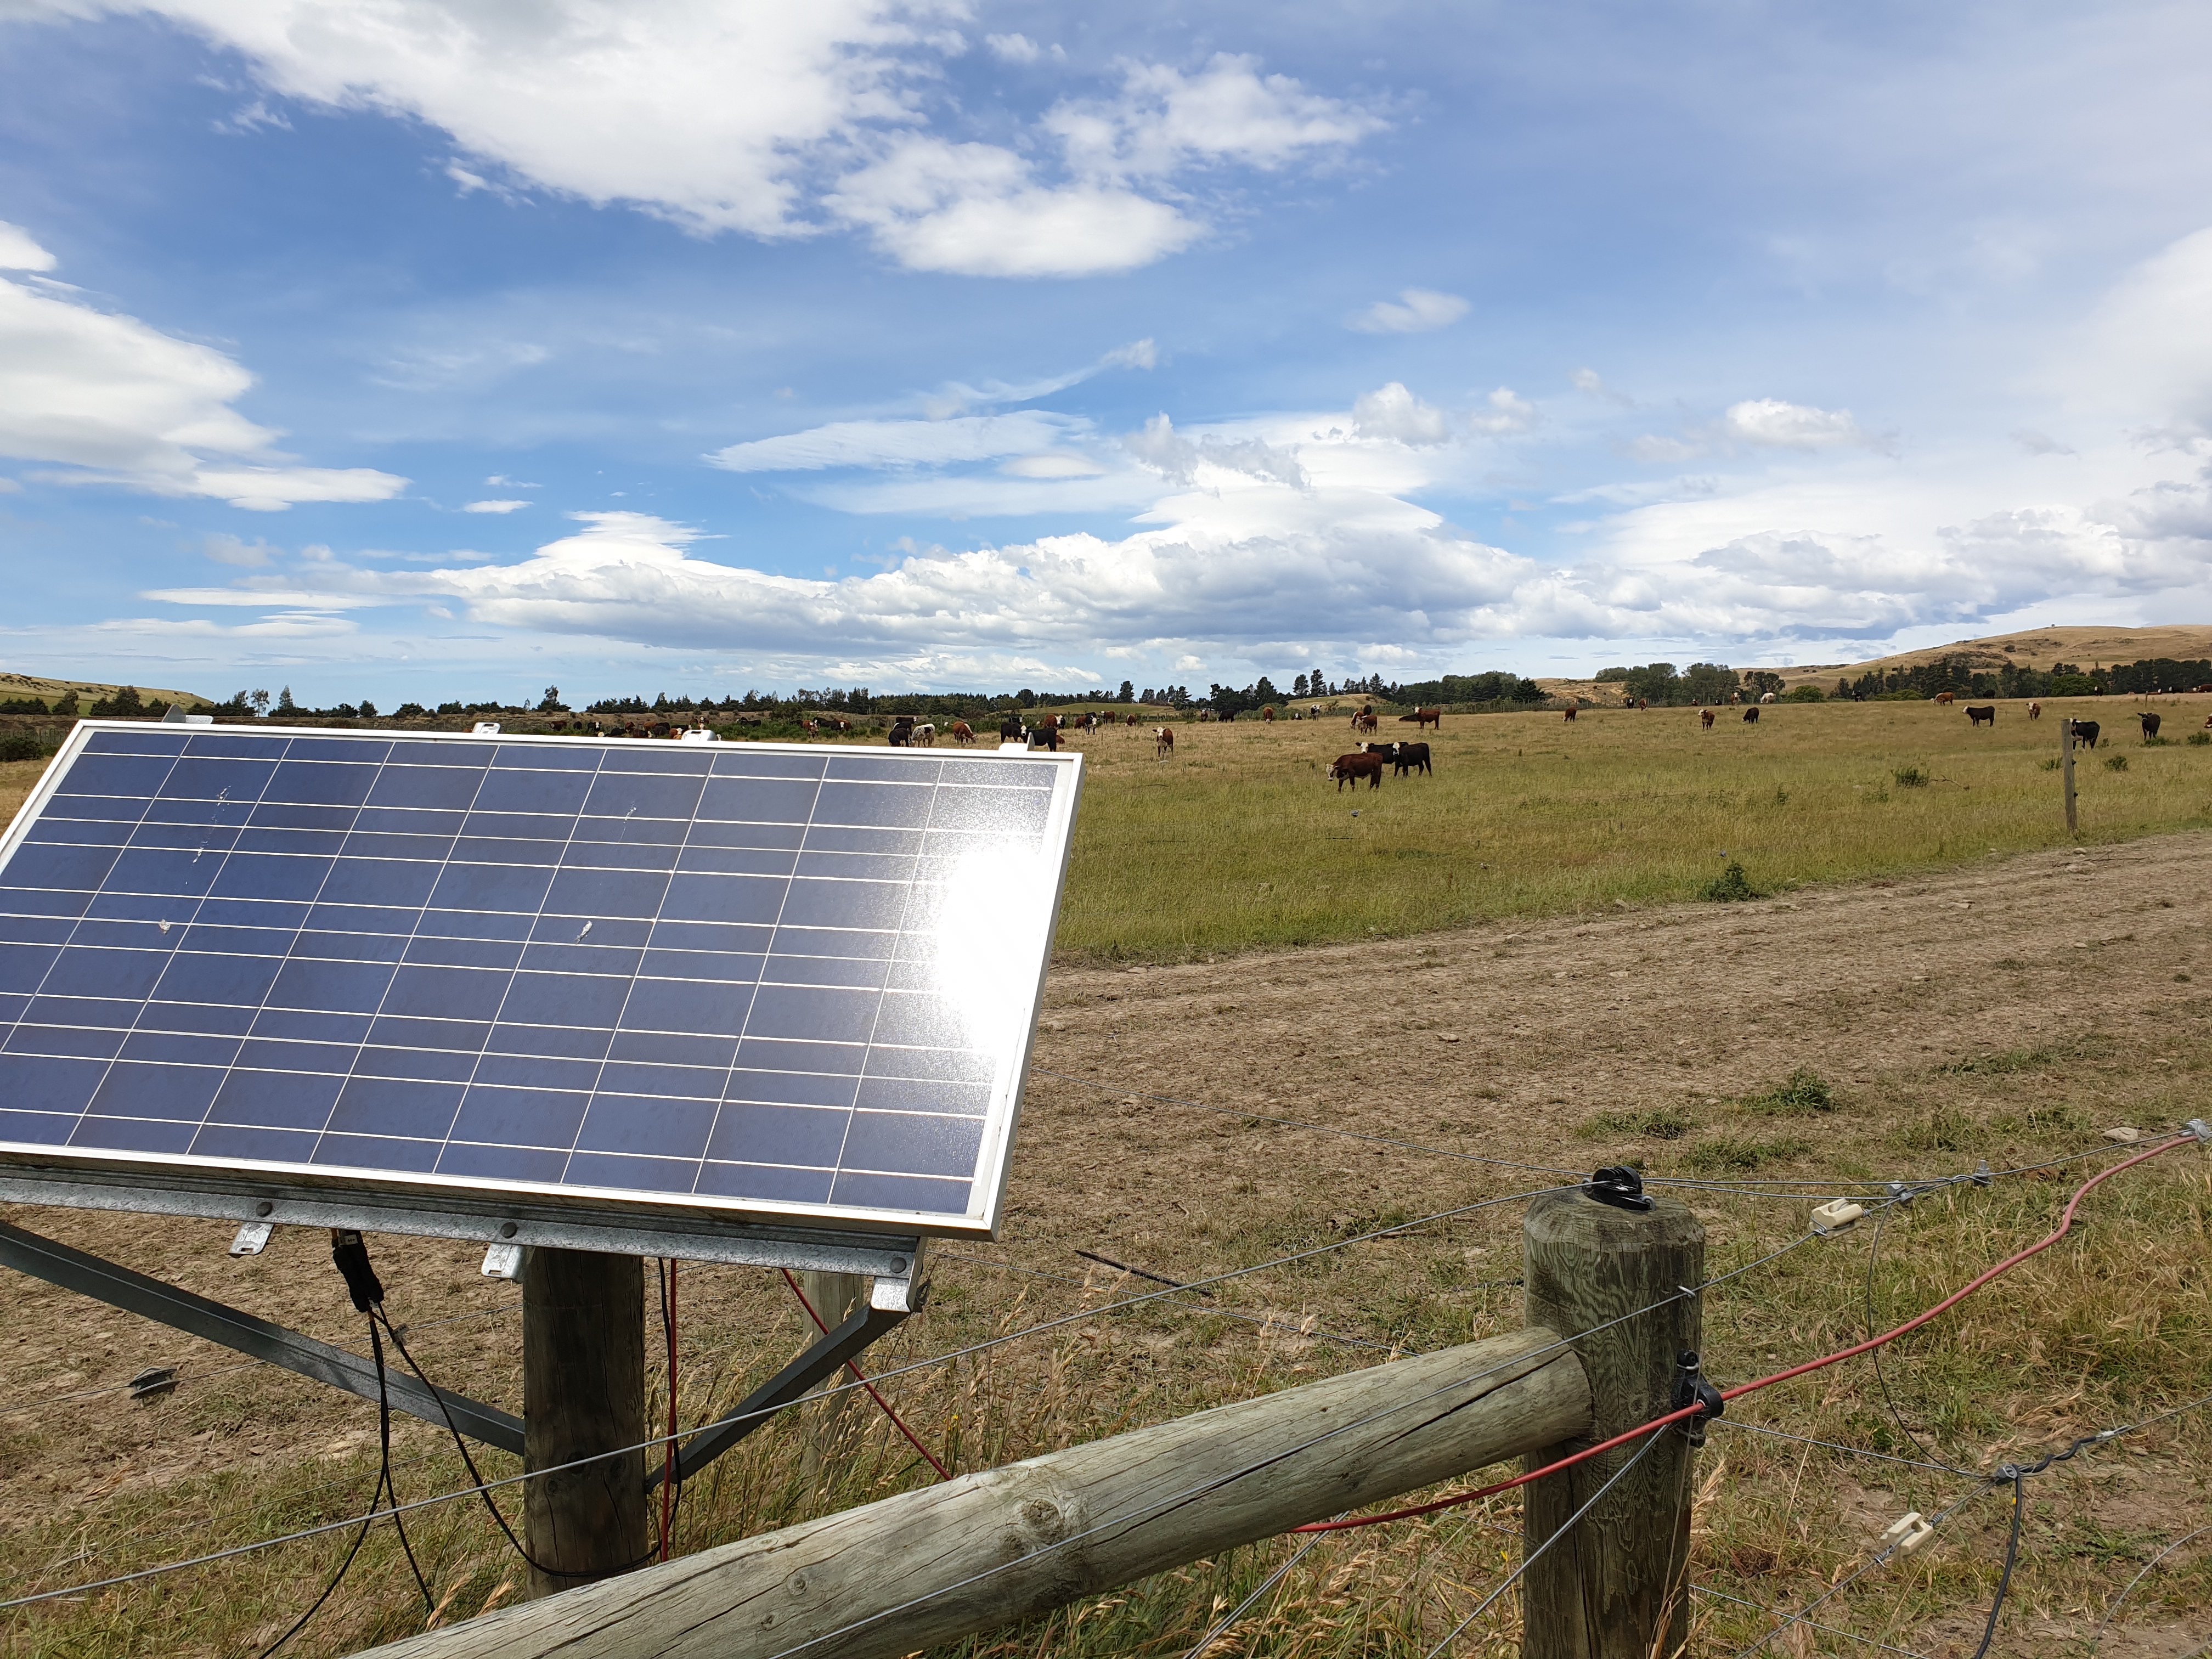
<box><xmin>2062</xmin><ymin>718</ymin><xmax>2079</xmax><ymax>835</ymax></box>
<box><xmin>796</xmin><ymin>1269</ymin><xmax>868</xmax><ymax>1490</ymax></box>
<box><xmin>523</xmin><ymin>1248</ymin><xmax>648</xmax><ymax>1598</ymax></box>
<box><xmin>1521</xmin><ymin>1182</ymin><xmax>1705</xmax><ymax>1659</ymax></box>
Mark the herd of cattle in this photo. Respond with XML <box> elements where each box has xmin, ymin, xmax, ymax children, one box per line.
<box><xmin>831</xmin><ymin>696</ymin><xmax>2198</xmax><ymax>794</ymax></box>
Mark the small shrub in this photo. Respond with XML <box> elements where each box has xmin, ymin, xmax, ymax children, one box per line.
<box><xmin>2188</xmin><ymin>731</ymin><xmax>2211</xmax><ymax>747</ymax></box>
<box><xmin>2143</xmin><ymin>735</ymin><xmax>2169</xmax><ymax>747</ymax></box>
<box><xmin>2040</xmin><ymin>757</ymin><xmax>2063</xmax><ymax>770</ymax></box>
<box><xmin>0</xmin><ymin>733</ymin><xmax>50</xmax><ymax>764</ymax></box>
<box><xmin>1893</xmin><ymin>766</ymin><xmax>1928</xmax><ymax>788</ymax></box>
<box><xmin>2104</xmin><ymin>754</ymin><xmax>2129</xmax><ymax>772</ymax></box>
<box><xmin>1582</xmin><ymin>1107</ymin><xmax>1696</xmax><ymax>1141</ymax></box>
<box><xmin>1743</xmin><ymin>1068</ymin><xmax>1835</xmax><ymax>1114</ymax></box>
<box><xmin>1783</xmin><ymin>684</ymin><xmax>1825</xmax><ymax>702</ymax></box>
<box><xmin>1702</xmin><ymin>860</ymin><xmax>1760</xmax><ymax>902</ymax></box>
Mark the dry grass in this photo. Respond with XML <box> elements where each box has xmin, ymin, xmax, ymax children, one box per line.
<box><xmin>1050</xmin><ymin>696</ymin><xmax>2212</xmax><ymax>961</ymax></box>
<box><xmin>4</xmin><ymin>714</ymin><xmax>2212</xmax><ymax>1656</ymax></box>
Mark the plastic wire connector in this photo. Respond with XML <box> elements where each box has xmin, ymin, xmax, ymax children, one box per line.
<box><xmin>1672</xmin><ymin>1349</ymin><xmax>1724</xmax><ymax>1446</ymax></box>
<box><xmin>329</xmin><ymin>1229</ymin><xmax>383</xmax><ymax>1312</ymax></box>
<box><xmin>1881</xmin><ymin>1511</ymin><xmax>1935</xmax><ymax>1554</ymax></box>
<box><xmin>1584</xmin><ymin>1165</ymin><xmax>1654</xmax><ymax>1211</ymax></box>
<box><xmin>1811</xmin><ymin>1199</ymin><xmax>1864</xmax><ymax>1232</ymax></box>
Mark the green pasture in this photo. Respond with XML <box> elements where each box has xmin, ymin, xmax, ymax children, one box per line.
<box><xmin>1051</xmin><ymin>697</ymin><xmax>2212</xmax><ymax>960</ymax></box>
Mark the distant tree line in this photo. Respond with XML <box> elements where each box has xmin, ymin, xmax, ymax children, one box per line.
<box><xmin>1594</xmin><ymin>663</ymin><xmax>1744</xmax><ymax>706</ymax></box>
<box><xmin>1829</xmin><ymin>655</ymin><xmax>2211</xmax><ymax>702</ymax></box>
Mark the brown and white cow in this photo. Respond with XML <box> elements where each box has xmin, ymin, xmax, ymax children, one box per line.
<box><xmin>949</xmin><ymin>720</ymin><xmax>975</xmax><ymax>746</ymax></box>
<box><xmin>1330</xmin><ymin>752</ymin><xmax>1384</xmax><ymax>791</ymax></box>
<box><xmin>1700</xmin><ymin>709</ymin><xmax>1716</xmax><ymax>729</ymax></box>
<box><xmin>1154</xmin><ymin>725</ymin><xmax>1175</xmax><ymax>759</ymax></box>
<box><xmin>2028</xmin><ymin>701</ymin><xmax>2042</xmax><ymax>720</ymax></box>
<box><xmin>912</xmin><ymin>722</ymin><xmax>936</xmax><ymax>746</ymax></box>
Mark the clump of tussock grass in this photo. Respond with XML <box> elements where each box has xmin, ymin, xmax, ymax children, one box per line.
<box><xmin>1740</xmin><ymin>1068</ymin><xmax>1836</xmax><ymax>1115</ymax></box>
<box><xmin>2188</xmin><ymin>730</ymin><xmax>2211</xmax><ymax>747</ymax></box>
<box><xmin>1893</xmin><ymin>765</ymin><xmax>1929</xmax><ymax>788</ymax></box>
<box><xmin>2107</xmin><ymin>753</ymin><xmax>2131</xmax><ymax>771</ymax></box>
<box><xmin>1581</xmin><ymin>1106</ymin><xmax>1696</xmax><ymax>1141</ymax></box>
<box><xmin>1701</xmin><ymin>860</ymin><xmax>1761</xmax><ymax>902</ymax></box>
<box><xmin>1678</xmin><ymin>1132</ymin><xmax>1814</xmax><ymax>1173</ymax></box>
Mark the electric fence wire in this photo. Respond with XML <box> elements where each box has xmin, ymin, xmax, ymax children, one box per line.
<box><xmin>2088</xmin><ymin>1522</ymin><xmax>2212</xmax><ymax>1651</ymax></box>
<box><xmin>1419</xmin><ymin>1428</ymin><xmax>1669</xmax><ymax>1659</ymax></box>
<box><xmin>1864</xmin><ymin>1205</ymin><xmax>1945</xmax><ymax>1469</ymax></box>
<box><xmin>1691</xmin><ymin>1585</ymin><xmax>1932</xmax><ymax>1659</ymax></box>
<box><xmin>0</xmin><ymin>1182</ymin><xmax>1582</xmax><ymax>1613</ymax></box>
<box><xmin>1182</xmin><ymin>1528</ymin><xmax>1331</xmax><ymax>1659</ymax></box>
<box><xmin>255</xmin><ymin>1315</ymin><xmax>431</xmax><ymax>1658</ymax></box>
<box><xmin>1712</xmin><ymin>1418</ymin><xmax>1969</xmax><ymax>1476</ymax></box>
<box><xmin>1728</xmin><ymin>1476</ymin><xmax>2007</xmax><ymax>1659</ymax></box>
<box><xmin>8</xmin><ymin>1138</ymin><xmax>2185</xmax><ymax>1623</ymax></box>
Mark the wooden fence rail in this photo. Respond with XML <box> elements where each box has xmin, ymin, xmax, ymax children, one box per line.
<box><xmin>356</xmin><ymin>1324</ymin><xmax>1590</xmax><ymax>1659</ymax></box>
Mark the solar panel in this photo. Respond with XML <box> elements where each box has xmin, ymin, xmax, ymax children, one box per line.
<box><xmin>0</xmin><ymin>724</ymin><xmax>1081</xmax><ymax>1239</ymax></box>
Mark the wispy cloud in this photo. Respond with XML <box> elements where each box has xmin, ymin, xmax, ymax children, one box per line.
<box><xmin>1348</xmin><ymin>287</ymin><xmax>1469</xmax><ymax>334</ymax></box>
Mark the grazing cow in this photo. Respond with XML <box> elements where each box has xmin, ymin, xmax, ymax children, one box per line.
<box><xmin>1743</xmin><ymin>707</ymin><xmax>1759</xmax><ymax>724</ymax></box>
<box><xmin>1966</xmin><ymin>706</ymin><xmax>1996</xmax><ymax>728</ymax></box>
<box><xmin>913</xmin><ymin>722</ymin><xmax>936</xmax><ymax>747</ymax></box>
<box><xmin>1036</xmin><ymin>715</ymin><xmax>1062</xmax><ymax>751</ymax></box>
<box><xmin>1262</xmin><ymin>706</ymin><xmax>1276</xmax><ymax>723</ymax></box>
<box><xmin>2028</xmin><ymin>701</ymin><xmax>2042</xmax><ymax>720</ymax></box>
<box><xmin>2140</xmin><ymin>712</ymin><xmax>2163</xmax><ymax>740</ymax></box>
<box><xmin>949</xmin><ymin>720</ymin><xmax>975</xmax><ymax>746</ymax></box>
<box><xmin>998</xmin><ymin>715</ymin><xmax>1025</xmax><ymax>744</ymax></box>
<box><xmin>888</xmin><ymin>716</ymin><xmax>914</xmax><ymax>747</ymax></box>
<box><xmin>1391</xmin><ymin>741</ymin><xmax>1432</xmax><ymax>777</ymax></box>
<box><xmin>1638</xmin><ymin>699</ymin><xmax>1649</xmax><ymax>710</ymax></box>
<box><xmin>1759</xmin><ymin>691</ymin><xmax>1776</xmax><ymax>705</ymax></box>
<box><xmin>2069</xmin><ymin>719</ymin><xmax>2101</xmax><ymax>749</ymax></box>
<box><xmin>1562</xmin><ymin>706</ymin><xmax>1577</xmax><ymax>721</ymax></box>
<box><xmin>1330</xmin><ymin>752</ymin><xmax>1385</xmax><ymax>791</ymax></box>
<box><xmin>1154</xmin><ymin>725</ymin><xmax>1175</xmax><ymax>759</ymax></box>
<box><xmin>1935</xmin><ymin>691</ymin><xmax>1955</xmax><ymax>705</ymax></box>
<box><xmin>1701</xmin><ymin>709</ymin><xmax>1716</xmax><ymax>729</ymax></box>
<box><xmin>1352</xmin><ymin>708</ymin><xmax>1379</xmax><ymax>735</ymax></box>
<box><xmin>1127</xmin><ymin>713</ymin><xmax>1142</xmax><ymax>727</ymax></box>
<box><xmin>1399</xmin><ymin>707</ymin><xmax>1442</xmax><ymax>730</ymax></box>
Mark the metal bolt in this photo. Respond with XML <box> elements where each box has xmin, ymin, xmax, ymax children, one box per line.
<box><xmin>889</xmin><ymin>1257</ymin><xmax>907</xmax><ymax>1273</ymax></box>
<box><xmin>501</xmin><ymin>1222</ymin><xmax>518</xmax><ymax>1239</ymax></box>
<box><xmin>255</xmin><ymin>1200</ymin><xmax>274</xmax><ymax>1217</ymax></box>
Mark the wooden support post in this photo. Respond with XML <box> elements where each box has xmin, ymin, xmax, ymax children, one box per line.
<box><xmin>523</xmin><ymin>1248</ymin><xmax>648</xmax><ymax>1600</ymax></box>
<box><xmin>1520</xmin><ymin>1187</ymin><xmax>1705</xmax><ymax>1659</ymax></box>
<box><xmin>2062</xmin><ymin>718</ymin><xmax>2078</xmax><ymax>835</ymax></box>
<box><xmin>351</xmin><ymin>1325</ymin><xmax>1590</xmax><ymax>1659</ymax></box>
<box><xmin>796</xmin><ymin>1270</ymin><xmax>868</xmax><ymax>1492</ymax></box>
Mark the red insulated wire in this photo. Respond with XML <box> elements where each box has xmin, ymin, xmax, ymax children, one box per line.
<box><xmin>1294</xmin><ymin>1133</ymin><xmax>2194</xmax><ymax>1533</ymax></box>
<box><xmin>781</xmin><ymin>1269</ymin><xmax>951</xmax><ymax>1481</ymax></box>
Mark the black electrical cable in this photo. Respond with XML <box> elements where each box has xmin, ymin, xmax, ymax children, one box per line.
<box><xmin>256</xmin><ymin>1306</ymin><xmax>428</xmax><ymax>1657</ymax></box>
<box><xmin>1865</xmin><ymin>1207</ymin><xmax>1942</xmax><ymax>1468</ymax></box>
<box><xmin>1967</xmin><ymin>1471</ymin><xmax>2028</xmax><ymax>1659</ymax></box>
<box><xmin>374</xmin><ymin>1310</ymin><xmax>662</xmax><ymax>1581</ymax></box>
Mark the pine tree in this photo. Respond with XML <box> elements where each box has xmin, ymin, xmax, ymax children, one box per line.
<box><xmin>275</xmin><ymin>686</ymin><xmax>296</xmax><ymax>712</ymax></box>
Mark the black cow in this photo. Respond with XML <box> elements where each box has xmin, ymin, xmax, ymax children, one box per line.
<box><xmin>888</xmin><ymin>716</ymin><xmax>914</xmax><ymax>747</ymax></box>
<box><xmin>1742</xmin><ymin>707</ymin><xmax>1759</xmax><ymax>724</ymax></box>
<box><xmin>2070</xmin><ymin>719</ymin><xmax>2101</xmax><ymax>750</ymax></box>
<box><xmin>1391</xmin><ymin>741</ymin><xmax>1432</xmax><ymax>777</ymax></box>
<box><xmin>1966</xmin><ymin>705</ymin><xmax>1996</xmax><ymax>727</ymax></box>
<box><xmin>2140</xmin><ymin>712</ymin><xmax>2163</xmax><ymax>739</ymax></box>
<box><xmin>998</xmin><ymin>715</ymin><xmax>1026</xmax><ymax>743</ymax></box>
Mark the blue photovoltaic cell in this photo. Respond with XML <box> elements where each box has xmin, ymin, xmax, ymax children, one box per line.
<box><xmin>0</xmin><ymin>726</ymin><xmax>1080</xmax><ymax>1233</ymax></box>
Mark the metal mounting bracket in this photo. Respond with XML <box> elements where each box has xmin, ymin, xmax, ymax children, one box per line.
<box><xmin>0</xmin><ymin>1216</ymin><xmax>524</xmax><ymax>1454</ymax></box>
<box><xmin>656</xmin><ymin>1256</ymin><xmax>928</xmax><ymax>1489</ymax></box>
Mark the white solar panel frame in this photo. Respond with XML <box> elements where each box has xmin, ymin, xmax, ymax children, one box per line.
<box><xmin>0</xmin><ymin>721</ymin><xmax>1084</xmax><ymax>1242</ymax></box>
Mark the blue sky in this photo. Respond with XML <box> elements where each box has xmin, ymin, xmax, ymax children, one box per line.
<box><xmin>3</xmin><ymin>1</ymin><xmax>2210</xmax><ymax>706</ymax></box>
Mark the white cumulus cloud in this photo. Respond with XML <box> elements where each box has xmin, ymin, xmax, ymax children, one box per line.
<box><xmin>464</xmin><ymin>498</ymin><xmax>532</xmax><ymax>512</ymax></box>
<box><xmin>0</xmin><ymin>221</ymin><xmax>405</xmax><ymax>510</ymax></box>
<box><xmin>1720</xmin><ymin>398</ymin><xmax>1888</xmax><ymax>453</ymax></box>
<box><xmin>1352</xmin><ymin>382</ymin><xmax>1452</xmax><ymax>445</ymax></box>
<box><xmin>30</xmin><ymin>5</ymin><xmax>1382</xmax><ymax>279</ymax></box>
<box><xmin>708</xmin><ymin>410</ymin><xmax>1088</xmax><ymax>472</ymax></box>
<box><xmin>1349</xmin><ymin>288</ymin><xmax>1469</xmax><ymax>334</ymax></box>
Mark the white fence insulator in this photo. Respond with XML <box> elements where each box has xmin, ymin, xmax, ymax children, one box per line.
<box><xmin>1811</xmin><ymin>1199</ymin><xmax>1864</xmax><ymax>1233</ymax></box>
<box><xmin>1881</xmin><ymin>1511</ymin><xmax>1935</xmax><ymax>1554</ymax></box>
